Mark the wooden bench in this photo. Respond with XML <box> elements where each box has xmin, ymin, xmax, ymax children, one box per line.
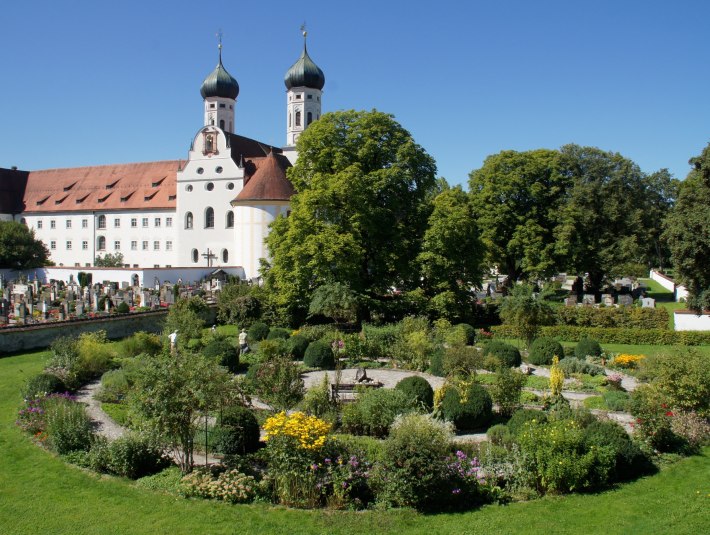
<box><xmin>330</xmin><ymin>381</ymin><xmax>383</xmax><ymax>403</ymax></box>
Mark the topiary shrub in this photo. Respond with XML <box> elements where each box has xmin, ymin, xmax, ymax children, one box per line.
<box><xmin>395</xmin><ymin>376</ymin><xmax>434</xmax><ymax>412</ymax></box>
<box><xmin>440</xmin><ymin>383</ymin><xmax>492</xmax><ymax>431</ymax></box>
<box><xmin>215</xmin><ymin>406</ymin><xmax>261</xmax><ymax>455</ymax></box>
<box><xmin>285</xmin><ymin>334</ymin><xmax>309</xmax><ymax>360</ymax></box>
<box><xmin>108</xmin><ymin>433</ymin><xmax>170</xmax><ymax>479</ymax></box>
<box><xmin>116</xmin><ymin>301</ymin><xmax>130</xmax><ymax>314</ymax></box>
<box><xmin>202</xmin><ymin>336</ymin><xmax>239</xmax><ymax>373</ymax></box>
<box><xmin>24</xmin><ymin>373</ymin><xmax>67</xmax><ymax>399</ymax></box>
<box><xmin>303</xmin><ymin>340</ymin><xmax>335</xmax><ymax>369</ymax></box>
<box><xmin>482</xmin><ymin>340</ymin><xmax>521</xmax><ymax>368</ymax></box>
<box><xmin>574</xmin><ymin>337</ymin><xmax>602</xmax><ymax>359</ymax></box>
<box><xmin>558</xmin><ymin>357</ymin><xmax>604</xmax><ymax>376</ymax></box>
<box><xmin>248</xmin><ymin>322</ymin><xmax>270</xmax><ymax>342</ymax></box>
<box><xmin>267</xmin><ymin>327</ymin><xmax>291</xmax><ymax>341</ymax></box>
<box><xmin>507</xmin><ymin>408</ymin><xmax>547</xmax><ymax>436</ymax></box>
<box><xmin>583</xmin><ymin>420</ymin><xmax>653</xmax><ymax>482</ymax></box>
<box><xmin>528</xmin><ymin>337</ymin><xmax>564</xmax><ymax>366</ymax></box>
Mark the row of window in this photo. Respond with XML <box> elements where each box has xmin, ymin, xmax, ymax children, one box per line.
<box><xmin>52</xmin><ymin>239</ymin><xmax>174</xmax><ymax>251</ymax></box>
<box><xmin>288</xmin><ymin>110</ymin><xmax>317</xmax><ymax>128</ymax></box>
<box><xmin>184</xmin><ymin>181</ymin><xmax>233</xmax><ymax>190</ymax></box>
<box><xmin>36</xmin><ymin>216</ymin><xmax>173</xmax><ymax>230</ymax></box>
<box><xmin>184</xmin><ymin>208</ymin><xmax>233</xmax><ymax>229</ymax></box>
<box><xmin>191</xmin><ymin>248</ymin><xmax>229</xmax><ymax>263</ymax></box>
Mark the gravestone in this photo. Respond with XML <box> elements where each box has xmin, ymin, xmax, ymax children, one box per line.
<box><xmin>602</xmin><ymin>294</ymin><xmax>614</xmax><ymax>307</ymax></box>
<box><xmin>105</xmin><ymin>298</ymin><xmax>111</xmax><ymax>313</ymax></box>
<box><xmin>141</xmin><ymin>291</ymin><xmax>151</xmax><ymax>308</ymax></box>
<box><xmin>564</xmin><ymin>296</ymin><xmax>577</xmax><ymax>307</ymax></box>
<box><xmin>92</xmin><ymin>294</ymin><xmax>99</xmax><ymax>312</ymax></box>
<box><xmin>75</xmin><ymin>302</ymin><xmax>84</xmax><ymax>316</ymax></box>
<box><xmin>641</xmin><ymin>297</ymin><xmax>655</xmax><ymax>308</ymax></box>
<box><xmin>618</xmin><ymin>294</ymin><xmax>633</xmax><ymax>306</ymax></box>
<box><xmin>18</xmin><ymin>302</ymin><xmax>27</xmax><ymax>320</ymax></box>
<box><xmin>121</xmin><ymin>281</ymin><xmax>129</xmax><ymax>289</ymax></box>
<box><xmin>582</xmin><ymin>294</ymin><xmax>596</xmax><ymax>305</ymax></box>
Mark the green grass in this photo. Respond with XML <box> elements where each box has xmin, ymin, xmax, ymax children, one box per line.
<box><xmin>101</xmin><ymin>401</ymin><xmax>130</xmax><ymax>426</ymax></box>
<box><xmin>2</xmin><ymin>351</ymin><xmax>709</xmax><ymax>534</ymax></box>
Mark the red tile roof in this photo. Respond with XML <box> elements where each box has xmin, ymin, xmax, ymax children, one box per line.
<box><xmin>232</xmin><ymin>151</ymin><xmax>294</xmax><ymax>203</ymax></box>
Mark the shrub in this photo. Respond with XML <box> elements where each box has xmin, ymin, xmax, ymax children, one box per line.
<box><xmin>49</xmin><ymin>336</ymin><xmax>79</xmax><ymax>370</ymax></box>
<box><xmin>487</xmin><ymin>423</ymin><xmax>513</xmax><ymax>446</ymax></box>
<box><xmin>119</xmin><ymin>331</ymin><xmax>162</xmax><ymax>358</ymax></box>
<box><xmin>454</xmin><ymin>323</ymin><xmax>476</xmax><ymax>345</ymax></box>
<box><xmin>267</xmin><ymin>327</ymin><xmax>291</xmax><ymax>341</ymax></box>
<box><xmin>263</xmin><ymin>411</ymin><xmax>332</xmax><ymax>452</ymax></box>
<box><xmin>374</xmin><ymin>413</ymin><xmax>454</xmax><ymax>511</ymax></box>
<box><xmin>214</xmin><ymin>406</ymin><xmax>260</xmax><ymax>455</ymax></box>
<box><xmin>44</xmin><ymin>397</ymin><xmax>94</xmax><ymax>454</ymax></box>
<box><xmin>558</xmin><ymin>357</ymin><xmax>604</xmax><ymax>376</ymax></box>
<box><xmin>442</xmin><ymin>345</ymin><xmax>482</xmax><ymax>378</ymax></box>
<box><xmin>304</xmin><ymin>341</ymin><xmax>335</xmax><ymax>369</ymax></box>
<box><xmin>440</xmin><ymin>383</ymin><xmax>493</xmax><ymax>431</ymax></box>
<box><xmin>394</xmin><ymin>376</ymin><xmax>434</xmax><ymax>412</ymax></box>
<box><xmin>285</xmin><ymin>334</ymin><xmax>309</xmax><ymax>360</ymax></box>
<box><xmin>300</xmin><ymin>374</ymin><xmax>337</xmax><ymax>422</ymax></box>
<box><xmin>74</xmin><ymin>331</ymin><xmax>116</xmax><ymax>381</ymax></box>
<box><xmin>630</xmin><ymin>385</ymin><xmax>679</xmax><ymax>451</ymax></box>
<box><xmin>490</xmin><ymin>367</ymin><xmax>526</xmax><ymax>417</ymax></box>
<box><xmin>297</xmin><ymin>324</ymin><xmax>342</xmax><ymax>343</ymax></box>
<box><xmin>528</xmin><ymin>337</ymin><xmax>564</xmax><ymax>366</ymax></box>
<box><xmin>640</xmin><ymin>350</ymin><xmax>709</xmax><ymax>417</ymax></box>
<box><xmin>602</xmin><ymin>390</ymin><xmax>630</xmax><ymax>412</ymax></box>
<box><xmin>555</xmin><ymin>305</ymin><xmax>669</xmax><ymax>330</ymax></box>
<box><xmin>116</xmin><ymin>301</ymin><xmax>130</xmax><ymax>314</ymax></box>
<box><xmin>491</xmin><ymin>325</ymin><xmax>710</xmax><ymax>346</ymax></box>
<box><xmin>361</xmin><ymin>323</ymin><xmax>401</xmax><ymax>360</ymax></box>
<box><xmin>429</xmin><ymin>349</ymin><xmax>444</xmax><ymax>377</ymax></box>
<box><xmin>88</xmin><ymin>436</ymin><xmax>112</xmax><ymax>473</ymax></box>
<box><xmin>202</xmin><ymin>336</ymin><xmax>238</xmax><ymax>373</ymax></box>
<box><xmin>341</xmin><ymin>388</ymin><xmax>415</xmax><ymax>438</ymax></box>
<box><xmin>249</xmin><ymin>356</ymin><xmax>305</xmax><ymax>411</ymax></box>
<box><xmin>612</xmin><ymin>353</ymin><xmax>646</xmax><ymax>369</ymax></box>
<box><xmin>507</xmin><ymin>409</ymin><xmax>547</xmax><ymax>436</ymax></box>
<box><xmin>671</xmin><ymin>411</ymin><xmax>710</xmax><ymax>449</ymax></box>
<box><xmin>248</xmin><ymin>322</ymin><xmax>270</xmax><ymax>342</ymax></box>
<box><xmin>23</xmin><ymin>373</ymin><xmax>66</xmax><ymax>399</ymax></box>
<box><xmin>582</xmin><ymin>420</ymin><xmax>652</xmax><ymax>482</ymax></box>
<box><xmin>482</xmin><ymin>340</ymin><xmax>521</xmax><ymax>368</ymax></box>
<box><xmin>108</xmin><ymin>433</ymin><xmax>170</xmax><ymax>479</ymax></box>
<box><xmin>96</xmin><ymin>369</ymin><xmax>130</xmax><ymax>403</ymax></box>
<box><xmin>575</xmin><ymin>338</ymin><xmax>603</xmax><ymax>359</ymax></box>
<box><xmin>181</xmin><ymin>467</ymin><xmax>257</xmax><ymax>504</ymax></box>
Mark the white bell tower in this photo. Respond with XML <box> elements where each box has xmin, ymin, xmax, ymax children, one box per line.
<box><xmin>200</xmin><ymin>35</ymin><xmax>239</xmax><ymax>134</ymax></box>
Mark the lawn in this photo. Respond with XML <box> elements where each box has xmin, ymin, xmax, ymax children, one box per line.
<box><xmin>1</xmin><ymin>350</ymin><xmax>709</xmax><ymax>534</ymax></box>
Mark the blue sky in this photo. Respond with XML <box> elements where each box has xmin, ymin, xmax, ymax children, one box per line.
<box><xmin>1</xmin><ymin>0</ymin><xmax>708</xmax><ymax>186</ymax></box>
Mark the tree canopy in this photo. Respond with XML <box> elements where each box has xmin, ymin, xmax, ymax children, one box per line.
<box><xmin>663</xmin><ymin>144</ymin><xmax>710</xmax><ymax>312</ymax></box>
<box><xmin>0</xmin><ymin>221</ymin><xmax>51</xmax><ymax>270</ymax></box>
<box><xmin>264</xmin><ymin>110</ymin><xmax>438</xmax><ymax>323</ymax></box>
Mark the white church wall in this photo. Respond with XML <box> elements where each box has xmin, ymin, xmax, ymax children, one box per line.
<box><xmin>674</xmin><ymin>310</ymin><xmax>710</xmax><ymax>331</ymax></box>
<box><xmin>233</xmin><ymin>203</ymin><xmax>288</xmax><ymax>278</ymax></box>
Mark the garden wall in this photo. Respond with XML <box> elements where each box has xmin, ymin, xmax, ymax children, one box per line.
<box><xmin>674</xmin><ymin>310</ymin><xmax>710</xmax><ymax>331</ymax></box>
<box><xmin>649</xmin><ymin>269</ymin><xmax>675</xmax><ymax>292</ymax></box>
<box><xmin>0</xmin><ymin>306</ymin><xmax>217</xmax><ymax>354</ymax></box>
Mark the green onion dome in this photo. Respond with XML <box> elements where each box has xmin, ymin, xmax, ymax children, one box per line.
<box><xmin>200</xmin><ymin>50</ymin><xmax>239</xmax><ymax>99</ymax></box>
<box><xmin>284</xmin><ymin>42</ymin><xmax>325</xmax><ymax>90</ymax></box>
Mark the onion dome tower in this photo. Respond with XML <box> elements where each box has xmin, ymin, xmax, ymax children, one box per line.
<box><xmin>284</xmin><ymin>29</ymin><xmax>325</xmax><ymax>146</ymax></box>
<box><xmin>200</xmin><ymin>37</ymin><xmax>239</xmax><ymax>133</ymax></box>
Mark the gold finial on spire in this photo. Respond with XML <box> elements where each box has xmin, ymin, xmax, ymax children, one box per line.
<box><xmin>216</xmin><ymin>29</ymin><xmax>223</xmax><ymax>63</ymax></box>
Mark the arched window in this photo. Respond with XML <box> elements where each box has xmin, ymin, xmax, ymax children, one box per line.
<box><xmin>226</xmin><ymin>211</ymin><xmax>234</xmax><ymax>228</ymax></box>
<box><xmin>191</xmin><ymin>249</ymin><xmax>198</xmax><ymax>263</ymax></box>
<box><xmin>289</xmin><ymin>113</ymin><xmax>291</xmax><ymax>127</ymax></box>
<box><xmin>97</xmin><ymin>236</ymin><xmax>106</xmax><ymax>251</ymax></box>
<box><xmin>185</xmin><ymin>212</ymin><xmax>193</xmax><ymax>229</ymax></box>
<box><xmin>222</xmin><ymin>249</ymin><xmax>229</xmax><ymax>263</ymax></box>
<box><xmin>307</xmin><ymin>111</ymin><xmax>313</xmax><ymax>125</ymax></box>
<box><xmin>219</xmin><ymin>119</ymin><xmax>225</xmax><ymax>129</ymax></box>
<box><xmin>295</xmin><ymin>110</ymin><xmax>301</xmax><ymax>127</ymax></box>
<box><xmin>205</xmin><ymin>207</ymin><xmax>214</xmax><ymax>228</ymax></box>
<box><xmin>97</xmin><ymin>215</ymin><xmax>106</xmax><ymax>229</ymax></box>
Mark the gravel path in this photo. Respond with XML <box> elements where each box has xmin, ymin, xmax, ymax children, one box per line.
<box><xmin>302</xmin><ymin>368</ymin><xmax>446</xmax><ymax>391</ymax></box>
<box><xmin>75</xmin><ymin>380</ymin><xmax>126</xmax><ymax>440</ymax></box>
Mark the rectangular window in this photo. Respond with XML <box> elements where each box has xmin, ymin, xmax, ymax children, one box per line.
<box><xmin>50</xmin><ymin>241</ymin><xmax>56</xmax><ymax>250</ymax></box>
<box><xmin>154</xmin><ymin>217</ymin><xmax>161</xmax><ymax>227</ymax></box>
<box><xmin>50</xmin><ymin>220</ymin><xmax>56</xmax><ymax>229</ymax></box>
<box><xmin>82</xmin><ymin>219</ymin><xmax>88</xmax><ymax>228</ymax></box>
<box><xmin>166</xmin><ymin>241</ymin><xmax>172</xmax><ymax>251</ymax></box>
<box><xmin>66</xmin><ymin>241</ymin><xmax>72</xmax><ymax>250</ymax></box>
<box><xmin>153</xmin><ymin>241</ymin><xmax>160</xmax><ymax>250</ymax></box>
<box><xmin>114</xmin><ymin>218</ymin><xmax>120</xmax><ymax>227</ymax></box>
<box><xmin>114</xmin><ymin>241</ymin><xmax>121</xmax><ymax>250</ymax></box>
<box><xmin>142</xmin><ymin>217</ymin><xmax>149</xmax><ymax>228</ymax></box>
<box><xmin>74</xmin><ymin>263</ymin><xmax>80</xmax><ymax>267</ymax></box>
<box><xmin>37</xmin><ymin>220</ymin><xmax>42</xmax><ymax>229</ymax></box>
<box><xmin>166</xmin><ymin>217</ymin><xmax>173</xmax><ymax>227</ymax></box>
<box><xmin>131</xmin><ymin>218</ymin><xmax>137</xmax><ymax>228</ymax></box>
<box><xmin>307</xmin><ymin>94</ymin><xmax>313</xmax><ymax>99</ymax></box>
<box><xmin>82</xmin><ymin>241</ymin><xmax>88</xmax><ymax>250</ymax></box>
<box><xmin>66</xmin><ymin>220</ymin><xmax>72</xmax><ymax>229</ymax></box>
<box><xmin>131</xmin><ymin>241</ymin><xmax>137</xmax><ymax>250</ymax></box>
<box><xmin>142</xmin><ymin>241</ymin><xmax>148</xmax><ymax>250</ymax></box>
<box><xmin>219</xmin><ymin>103</ymin><xmax>226</xmax><ymax>108</ymax></box>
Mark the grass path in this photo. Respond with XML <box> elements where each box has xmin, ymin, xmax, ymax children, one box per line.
<box><xmin>1</xmin><ymin>351</ymin><xmax>709</xmax><ymax>534</ymax></box>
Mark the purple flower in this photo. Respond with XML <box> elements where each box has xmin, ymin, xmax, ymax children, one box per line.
<box><xmin>324</xmin><ymin>458</ymin><xmax>331</xmax><ymax>464</ymax></box>
<box><xmin>452</xmin><ymin>488</ymin><xmax>461</xmax><ymax>495</ymax></box>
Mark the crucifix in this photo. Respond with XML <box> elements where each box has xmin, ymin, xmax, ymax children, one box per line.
<box><xmin>202</xmin><ymin>249</ymin><xmax>216</xmax><ymax>267</ymax></box>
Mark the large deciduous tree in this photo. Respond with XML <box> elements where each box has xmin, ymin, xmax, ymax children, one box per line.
<box><xmin>468</xmin><ymin>149</ymin><xmax>567</xmax><ymax>283</ymax></box>
<box><xmin>663</xmin><ymin>144</ymin><xmax>710</xmax><ymax>312</ymax></box>
<box><xmin>264</xmin><ymin>110</ymin><xmax>438</xmax><ymax>323</ymax></box>
<box><xmin>417</xmin><ymin>185</ymin><xmax>484</xmax><ymax>320</ymax></box>
<box><xmin>0</xmin><ymin>221</ymin><xmax>51</xmax><ymax>269</ymax></box>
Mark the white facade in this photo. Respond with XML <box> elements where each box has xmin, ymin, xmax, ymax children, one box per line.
<box><xmin>674</xmin><ymin>311</ymin><xmax>710</xmax><ymax>331</ymax></box>
<box><xmin>286</xmin><ymin>86</ymin><xmax>322</xmax><ymax>146</ymax></box>
<box><xmin>233</xmin><ymin>202</ymin><xmax>289</xmax><ymax>278</ymax></box>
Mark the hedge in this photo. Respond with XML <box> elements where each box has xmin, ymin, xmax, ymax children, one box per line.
<box><xmin>491</xmin><ymin>324</ymin><xmax>710</xmax><ymax>345</ymax></box>
<box><xmin>554</xmin><ymin>306</ymin><xmax>669</xmax><ymax>330</ymax></box>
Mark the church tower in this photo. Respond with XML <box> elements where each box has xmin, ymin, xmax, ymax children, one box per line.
<box><xmin>284</xmin><ymin>30</ymin><xmax>325</xmax><ymax>147</ymax></box>
<box><xmin>200</xmin><ymin>39</ymin><xmax>239</xmax><ymax>133</ymax></box>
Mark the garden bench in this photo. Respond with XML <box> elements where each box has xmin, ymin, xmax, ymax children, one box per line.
<box><xmin>330</xmin><ymin>381</ymin><xmax>383</xmax><ymax>403</ymax></box>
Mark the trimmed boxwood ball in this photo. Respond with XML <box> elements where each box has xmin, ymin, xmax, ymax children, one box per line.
<box><xmin>440</xmin><ymin>383</ymin><xmax>492</xmax><ymax>431</ymax></box>
<box><xmin>583</xmin><ymin>420</ymin><xmax>653</xmax><ymax>482</ymax></box>
<box><xmin>24</xmin><ymin>372</ymin><xmax>67</xmax><ymax>398</ymax></box>
<box><xmin>395</xmin><ymin>376</ymin><xmax>434</xmax><ymax>412</ymax></box>
<box><xmin>575</xmin><ymin>337</ymin><xmax>603</xmax><ymax>359</ymax></box>
<box><xmin>528</xmin><ymin>337</ymin><xmax>564</xmax><ymax>365</ymax></box>
<box><xmin>506</xmin><ymin>408</ymin><xmax>547</xmax><ymax>436</ymax></box>
<box><xmin>303</xmin><ymin>340</ymin><xmax>335</xmax><ymax>369</ymax></box>
<box><xmin>286</xmin><ymin>334</ymin><xmax>309</xmax><ymax>360</ymax></box>
<box><xmin>215</xmin><ymin>406</ymin><xmax>261</xmax><ymax>455</ymax></box>
<box><xmin>482</xmin><ymin>340</ymin><xmax>522</xmax><ymax>368</ymax></box>
<box><xmin>248</xmin><ymin>322</ymin><xmax>270</xmax><ymax>342</ymax></box>
<box><xmin>267</xmin><ymin>327</ymin><xmax>291</xmax><ymax>341</ymax></box>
